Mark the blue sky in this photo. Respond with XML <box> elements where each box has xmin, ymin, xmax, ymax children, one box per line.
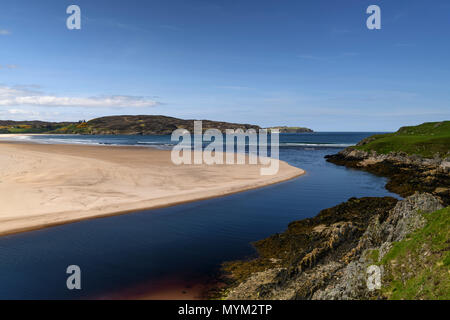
<box><xmin>0</xmin><ymin>0</ymin><xmax>449</xmax><ymax>131</ymax></box>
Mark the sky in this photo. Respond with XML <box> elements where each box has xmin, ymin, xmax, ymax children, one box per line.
<box><xmin>0</xmin><ymin>0</ymin><xmax>449</xmax><ymax>131</ymax></box>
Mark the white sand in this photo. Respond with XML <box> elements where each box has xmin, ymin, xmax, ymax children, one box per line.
<box><xmin>0</xmin><ymin>139</ymin><xmax>304</xmax><ymax>236</ymax></box>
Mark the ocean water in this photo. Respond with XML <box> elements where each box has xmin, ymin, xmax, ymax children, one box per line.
<box><xmin>12</xmin><ymin>131</ymin><xmax>360</xmax><ymax>148</ymax></box>
<box><xmin>0</xmin><ymin>133</ymin><xmax>398</xmax><ymax>299</ymax></box>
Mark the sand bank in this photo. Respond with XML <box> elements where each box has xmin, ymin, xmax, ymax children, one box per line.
<box><xmin>0</xmin><ymin>139</ymin><xmax>304</xmax><ymax>236</ymax></box>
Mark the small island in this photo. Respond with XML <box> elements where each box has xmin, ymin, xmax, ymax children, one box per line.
<box><xmin>265</xmin><ymin>126</ymin><xmax>313</xmax><ymax>133</ymax></box>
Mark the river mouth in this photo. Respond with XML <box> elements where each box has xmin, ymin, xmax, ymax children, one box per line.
<box><xmin>0</xmin><ymin>133</ymin><xmax>399</xmax><ymax>300</ymax></box>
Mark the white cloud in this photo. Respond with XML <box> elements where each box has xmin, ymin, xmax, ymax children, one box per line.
<box><xmin>7</xmin><ymin>109</ymin><xmax>31</xmax><ymax>115</ymax></box>
<box><xmin>0</xmin><ymin>85</ymin><xmax>160</xmax><ymax>108</ymax></box>
<box><xmin>0</xmin><ymin>29</ymin><xmax>11</xmax><ymax>35</ymax></box>
<box><xmin>0</xmin><ymin>65</ymin><xmax>18</xmax><ymax>69</ymax></box>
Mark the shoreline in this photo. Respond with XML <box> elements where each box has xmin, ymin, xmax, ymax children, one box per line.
<box><xmin>218</xmin><ymin>122</ymin><xmax>449</xmax><ymax>300</ymax></box>
<box><xmin>0</xmin><ymin>138</ymin><xmax>305</xmax><ymax>237</ymax></box>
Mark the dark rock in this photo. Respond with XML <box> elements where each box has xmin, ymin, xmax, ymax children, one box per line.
<box><xmin>326</xmin><ymin>148</ymin><xmax>450</xmax><ymax>205</ymax></box>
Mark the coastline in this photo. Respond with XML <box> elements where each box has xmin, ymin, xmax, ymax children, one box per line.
<box><xmin>220</xmin><ymin>150</ymin><xmax>448</xmax><ymax>299</ymax></box>
<box><xmin>0</xmin><ymin>137</ymin><xmax>305</xmax><ymax>237</ymax></box>
<box><xmin>325</xmin><ymin>147</ymin><xmax>450</xmax><ymax>205</ymax></box>
<box><xmin>219</xmin><ymin>123</ymin><xmax>449</xmax><ymax>300</ymax></box>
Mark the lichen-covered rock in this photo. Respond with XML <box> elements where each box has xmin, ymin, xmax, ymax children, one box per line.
<box><xmin>378</xmin><ymin>242</ymin><xmax>392</xmax><ymax>260</ymax></box>
<box><xmin>383</xmin><ymin>192</ymin><xmax>443</xmax><ymax>243</ymax></box>
<box><xmin>312</xmin><ymin>193</ymin><xmax>443</xmax><ymax>300</ymax></box>
<box><xmin>225</xmin><ymin>268</ymin><xmax>285</xmax><ymax>300</ymax></box>
<box><xmin>312</xmin><ymin>258</ymin><xmax>370</xmax><ymax>300</ymax></box>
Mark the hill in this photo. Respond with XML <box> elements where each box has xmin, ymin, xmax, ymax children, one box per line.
<box><xmin>0</xmin><ymin>116</ymin><xmax>260</xmax><ymax>135</ymax></box>
<box><xmin>0</xmin><ymin>120</ymin><xmax>72</xmax><ymax>134</ymax></box>
<box><xmin>355</xmin><ymin>121</ymin><xmax>450</xmax><ymax>158</ymax></box>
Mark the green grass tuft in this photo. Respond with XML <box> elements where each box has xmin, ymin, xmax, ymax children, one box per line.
<box><xmin>379</xmin><ymin>206</ymin><xmax>450</xmax><ymax>300</ymax></box>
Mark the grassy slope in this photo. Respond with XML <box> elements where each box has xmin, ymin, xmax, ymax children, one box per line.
<box><xmin>51</xmin><ymin>123</ymin><xmax>92</xmax><ymax>134</ymax></box>
<box><xmin>355</xmin><ymin>121</ymin><xmax>450</xmax><ymax>158</ymax></box>
<box><xmin>0</xmin><ymin>127</ymin><xmax>46</xmax><ymax>134</ymax></box>
<box><xmin>376</xmin><ymin>206</ymin><xmax>450</xmax><ymax>300</ymax></box>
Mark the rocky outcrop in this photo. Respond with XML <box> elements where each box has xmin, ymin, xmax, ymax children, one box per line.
<box><xmin>312</xmin><ymin>193</ymin><xmax>443</xmax><ymax>300</ymax></box>
<box><xmin>325</xmin><ymin>148</ymin><xmax>450</xmax><ymax>205</ymax></box>
<box><xmin>327</xmin><ymin>148</ymin><xmax>450</xmax><ymax>172</ymax></box>
<box><xmin>222</xmin><ymin>193</ymin><xmax>444</xmax><ymax>300</ymax></box>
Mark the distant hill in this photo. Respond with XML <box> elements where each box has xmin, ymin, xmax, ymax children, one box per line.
<box><xmin>0</xmin><ymin>120</ymin><xmax>73</xmax><ymax>134</ymax></box>
<box><xmin>0</xmin><ymin>115</ymin><xmax>260</xmax><ymax>135</ymax></box>
<box><xmin>266</xmin><ymin>126</ymin><xmax>313</xmax><ymax>133</ymax></box>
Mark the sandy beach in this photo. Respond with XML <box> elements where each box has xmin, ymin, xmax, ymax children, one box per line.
<box><xmin>0</xmin><ymin>136</ymin><xmax>304</xmax><ymax>236</ymax></box>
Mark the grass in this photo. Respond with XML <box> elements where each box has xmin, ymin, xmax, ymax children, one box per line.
<box><xmin>366</xmin><ymin>249</ymin><xmax>380</xmax><ymax>263</ymax></box>
<box><xmin>379</xmin><ymin>206</ymin><xmax>450</xmax><ymax>300</ymax></box>
<box><xmin>355</xmin><ymin>121</ymin><xmax>450</xmax><ymax>158</ymax></box>
<box><xmin>52</xmin><ymin>123</ymin><xmax>92</xmax><ymax>134</ymax></box>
